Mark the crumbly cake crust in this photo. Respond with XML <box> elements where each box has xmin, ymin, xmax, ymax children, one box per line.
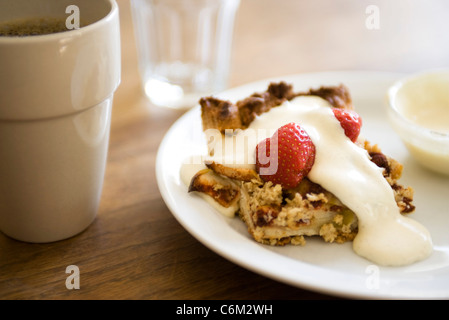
<box><xmin>200</xmin><ymin>82</ymin><xmax>352</xmax><ymax>133</ymax></box>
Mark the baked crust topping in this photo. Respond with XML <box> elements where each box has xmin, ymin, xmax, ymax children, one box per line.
<box><xmin>200</xmin><ymin>82</ymin><xmax>352</xmax><ymax>133</ymax></box>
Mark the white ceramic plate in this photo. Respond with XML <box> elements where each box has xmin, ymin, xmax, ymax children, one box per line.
<box><xmin>156</xmin><ymin>71</ymin><xmax>449</xmax><ymax>299</ymax></box>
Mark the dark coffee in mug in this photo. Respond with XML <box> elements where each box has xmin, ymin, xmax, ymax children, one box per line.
<box><xmin>0</xmin><ymin>17</ymin><xmax>69</xmax><ymax>36</ymax></box>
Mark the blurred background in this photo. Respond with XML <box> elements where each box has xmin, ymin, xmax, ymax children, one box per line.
<box><xmin>119</xmin><ymin>0</ymin><xmax>449</xmax><ymax>112</ymax></box>
<box><xmin>229</xmin><ymin>0</ymin><xmax>449</xmax><ymax>85</ymax></box>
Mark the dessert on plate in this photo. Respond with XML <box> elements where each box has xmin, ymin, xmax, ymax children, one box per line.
<box><xmin>182</xmin><ymin>82</ymin><xmax>432</xmax><ymax>266</ymax></box>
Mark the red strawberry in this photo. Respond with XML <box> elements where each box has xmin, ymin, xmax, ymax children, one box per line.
<box><xmin>255</xmin><ymin>123</ymin><xmax>315</xmax><ymax>189</ymax></box>
<box><xmin>332</xmin><ymin>108</ymin><xmax>362</xmax><ymax>142</ymax></box>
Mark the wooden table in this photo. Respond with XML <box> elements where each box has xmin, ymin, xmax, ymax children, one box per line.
<box><xmin>1</xmin><ymin>0</ymin><xmax>448</xmax><ymax>300</ymax></box>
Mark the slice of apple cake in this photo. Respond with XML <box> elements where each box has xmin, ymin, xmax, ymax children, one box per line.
<box><xmin>188</xmin><ymin>82</ymin><xmax>415</xmax><ymax>247</ymax></box>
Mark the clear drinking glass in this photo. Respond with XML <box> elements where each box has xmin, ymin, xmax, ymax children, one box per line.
<box><xmin>131</xmin><ymin>0</ymin><xmax>240</xmax><ymax>109</ymax></box>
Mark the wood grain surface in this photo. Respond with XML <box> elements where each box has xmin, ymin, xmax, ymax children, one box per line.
<box><xmin>1</xmin><ymin>0</ymin><xmax>448</xmax><ymax>300</ymax></box>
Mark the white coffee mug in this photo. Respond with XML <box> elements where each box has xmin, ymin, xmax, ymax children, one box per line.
<box><xmin>0</xmin><ymin>0</ymin><xmax>121</xmax><ymax>242</ymax></box>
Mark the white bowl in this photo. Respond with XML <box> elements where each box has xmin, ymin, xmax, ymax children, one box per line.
<box><xmin>387</xmin><ymin>70</ymin><xmax>449</xmax><ymax>176</ymax></box>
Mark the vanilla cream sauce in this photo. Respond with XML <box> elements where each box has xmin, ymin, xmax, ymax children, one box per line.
<box><xmin>391</xmin><ymin>75</ymin><xmax>449</xmax><ymax>175</ymax></box>
<box><xmin>182</xmin><ymin>96</ymin><xmax>433</xmax><ymax>266</ymax></box>
<box><xmin>403</xmin><ymin>104</ymin><xmax>449</xmax><ymax>134</ymax></box>
<box><xmin>396</xmin><ymin>76</ymin><xmax>449</xmax><ymax>134</ymax></box>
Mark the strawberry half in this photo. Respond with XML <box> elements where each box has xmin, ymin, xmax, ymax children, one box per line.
<box><xmin>255</xmin><ymin>123</ymin><xmax>315</xmax><ymax>189</ymax></box>
<box><xmin>332</xmin><ymin>108</ymin><xmax>362</xmax><ymax>142</ymax></box>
